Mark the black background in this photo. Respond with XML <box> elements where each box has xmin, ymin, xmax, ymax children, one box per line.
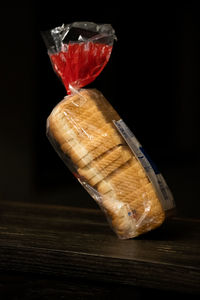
<box><xmin>1</xmin><ymin>2</ymin><xmax>200</xmax><ymax>217</ymax></box>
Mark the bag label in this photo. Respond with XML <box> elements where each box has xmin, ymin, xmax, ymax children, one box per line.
<box><xmin>113</xmin><ymin>119</ymin><xmax>175</xmax><ymax>211</ymax></box>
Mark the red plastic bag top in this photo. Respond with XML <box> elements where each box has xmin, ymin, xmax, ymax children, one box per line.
<box><xmin>43</xmin><ymin>22</ymin><xmax>116</xmax><ymax>94</ymax></box>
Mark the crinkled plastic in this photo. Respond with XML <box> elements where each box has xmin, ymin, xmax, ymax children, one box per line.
<box><xmin>42</xmin><ymin>22</ymin><xmax>116</xmax><ymax>94</ymax></box>
<box><xmin>43</xmin><ymin>22</ymin><xmax>175</xmax><ymax>239</ymax></box>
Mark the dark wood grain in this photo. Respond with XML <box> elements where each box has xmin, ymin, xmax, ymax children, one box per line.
<box><xmin>0</xmin><ymin>201</ymin><xmax>200</xmax><ymax>295</ymax></box>
<box><xmin>0</xmin><ymin>272</ymin><xmax>188</xmax><ymax>300</ymax></box>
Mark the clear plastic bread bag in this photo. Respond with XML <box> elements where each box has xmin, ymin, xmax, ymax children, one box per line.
<box><xmin>42</xmin><ymin>22</ymin><xmax>175</xmax><ymax>239</ymax></box>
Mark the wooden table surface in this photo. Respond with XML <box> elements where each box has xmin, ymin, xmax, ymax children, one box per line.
<box><xmin>0</xmin><ymin>200</ymin><xmax>200</xmax><ymax>297</ymax></box>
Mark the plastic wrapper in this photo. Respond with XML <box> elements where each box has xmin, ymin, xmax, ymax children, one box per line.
<box><xmin>43</xmin><ymin>22</ymin><xmax>175</xmax><ymax>239</ymax></box>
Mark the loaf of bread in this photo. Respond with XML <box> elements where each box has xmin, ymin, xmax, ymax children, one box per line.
<box><xmin>47</xmin><ymin>88</ymin><xmax>165</xmax><ymax>239</ymax></box>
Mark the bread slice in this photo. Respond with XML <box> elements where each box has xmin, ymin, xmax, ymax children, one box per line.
<box><xmin>78</xmin><ymin>145</ymin><xmax>132</xmax><ymax>185</ymax></box>
<box><xmin>60</xmin><ymin>122</ymin><xmax>124</xmax><ymax>159</ymax></box>
<box><xmin>59</xmin><ymin>123</ymin><xmax>125</xmax><ymax>168</ymax></box>
<box><xmin>49</xmin><ymin>101</ymin><xmax>119</xmax><ymax>145</ymax></box>
<box><xmin>97</xmin><ymin>158</ymin><xmax>149</xmax><ymax>196</ymax></box>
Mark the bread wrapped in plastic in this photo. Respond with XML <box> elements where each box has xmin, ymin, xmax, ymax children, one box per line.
<box><xmin>43</xmin><ymin>22</ymin><xmax>175</xmax><ymax>239</ymax></box>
